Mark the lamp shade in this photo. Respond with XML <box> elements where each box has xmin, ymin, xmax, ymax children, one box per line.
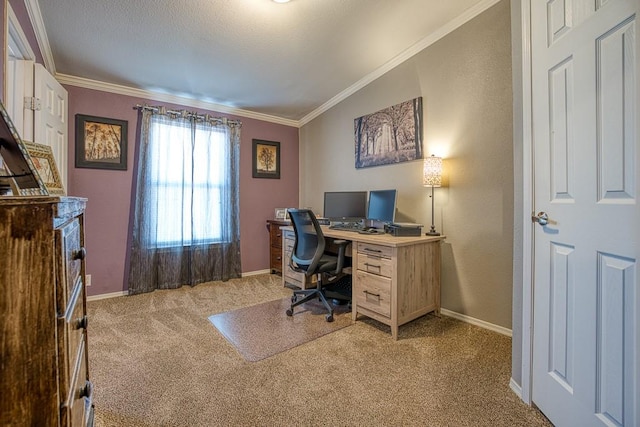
<box><xmin>423</xmin><ymin>155</ymin><xmax>442</xmax><ymax>187</ymax></box>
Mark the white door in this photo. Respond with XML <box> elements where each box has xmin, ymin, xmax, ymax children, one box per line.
<box><xmin>531</xmin><ymin>1</ymin><xmax>638</xmax><ymax>426</ymax></box>
<box><xmin>34</xmin><ymin>63</ymin><xmax>69</xmax><ymax>189</ymax></box>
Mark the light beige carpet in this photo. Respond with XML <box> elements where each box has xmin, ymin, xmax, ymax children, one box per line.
<box><xmin>88</xmin><ymin>274</ymin><xmax>552</xmax><ymax>426</ymax></box>
<box><xmin>208</xmin><ymin>297</ymin><xmax>352</xmax><ymax>361</ymax></box>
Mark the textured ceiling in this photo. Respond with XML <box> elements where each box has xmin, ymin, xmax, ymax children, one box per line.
<box><xmin>35</xmin><ymin>0</ymin><xmax>492</xmax><ymax>124</ymax></box>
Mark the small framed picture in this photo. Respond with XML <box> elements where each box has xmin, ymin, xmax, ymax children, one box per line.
<box><xmin>23</xmin><ymin>141</ymin><xmax>65</xmax><ymax>195</ymax></box>
<box><xmin>275</xmin><ymin>208</ymin><xmax>287</xmax><ymax>220</ymax></box>
<box><xmin>75</xmin><ymin>114</ymin><xmax>128</xmax><ymax>170</ymax></box>
<box><xmin>252</xmin><ymin>139</ymin><xmax>280</xmax><ymax>179</ymax></box>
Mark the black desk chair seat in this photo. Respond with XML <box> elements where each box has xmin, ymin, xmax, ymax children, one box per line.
<box><xmin>286</xmin><ymin>209</ymin><xmax>350</xmax><ymax>322</ymax></box>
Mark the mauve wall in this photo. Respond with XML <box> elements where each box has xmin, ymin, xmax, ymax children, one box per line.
<box><xmin>66</xmin><ymin>86</ymin><xmax>299</xmax><ymax>296</ymax></box>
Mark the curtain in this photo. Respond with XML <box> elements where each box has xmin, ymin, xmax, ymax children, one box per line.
<box><xmin>128</xmin><ymin>108</ymin><xmax>241</xmax><ymax>295</ymax></box>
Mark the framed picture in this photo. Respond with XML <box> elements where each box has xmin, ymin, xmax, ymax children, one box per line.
<box><xmin>274</xmin><ymin>208</ymin><xmax>288</xmax><ymax>220</ymax></box>
<box><xmin>23</xmin><ymin>141</ymin><xmax>65</xmax><ymax>195</ymax></box>
<box><xmin>75</xmin><ymin>114</ymin><xmax>128</xmax><ymax>170</ymax></box>
<box><xmin>252</xmin><ymin>139</ymin><xmax>280</xmax><ymax>179</ymax></box>
<box><xmin>354</xmin><ymin>97</ymin><xmax>423</xmax><ymax>169</ymax></box>
<box><xmin>0</xmin><ymin>101</ymin><xmax>48</xmax><ymax>196</ymax></box>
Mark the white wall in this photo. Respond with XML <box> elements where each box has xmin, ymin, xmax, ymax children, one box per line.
<box><xmin>299</xmin><ymin>0</ymin><xmax>514</xmax><ymax>328</ymax></box>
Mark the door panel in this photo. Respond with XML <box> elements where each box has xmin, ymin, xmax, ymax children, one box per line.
<box><xmin>34</xmin><ymin>63</ymin><xmax>68</xmax><ymax>190</ymax></box>
<box><xmin>531</xmin><ymin>0</ymin><xmax>638</xmax><ymax>426</ymax></box>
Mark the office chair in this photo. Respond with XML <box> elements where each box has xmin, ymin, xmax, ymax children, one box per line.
<box><xmin>285</xmin><ymin>208</ymin><xmax>350</xmax><ymax>322</ymax></box>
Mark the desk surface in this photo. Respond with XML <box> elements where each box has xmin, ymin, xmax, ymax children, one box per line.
<box><xmin>281</xmin><ymin>225</ymin><xmax>445</xmax><ymax>247</ymax></box>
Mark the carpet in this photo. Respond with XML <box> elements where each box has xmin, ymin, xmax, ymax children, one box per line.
<box><xmin>208</xmin><ymin>297</ymin><xmax>352</xmax><ymax>362</ymax></box>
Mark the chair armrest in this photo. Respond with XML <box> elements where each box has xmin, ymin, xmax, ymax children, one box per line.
<box><xmin>333</xmin><ymin>239</ymin><xmax>349</xmax><ymax>274</ymax></box>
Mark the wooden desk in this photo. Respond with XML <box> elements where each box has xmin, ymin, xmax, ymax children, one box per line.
<box><xmin>281</xmin><ymin>225</ymin><xmax>444</xmax><ymax>339</ymax></box>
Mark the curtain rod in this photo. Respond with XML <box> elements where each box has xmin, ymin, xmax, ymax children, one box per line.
<box><xmin>133</xmin><ymin>104</ymin><xmax>241</xmax><ymax>126</ymax></box>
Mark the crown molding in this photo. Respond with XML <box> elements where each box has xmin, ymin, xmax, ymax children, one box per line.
<box><xmin>55</xmin><ymin>73</ymin><xmax>300</xmax><ymax>128</ymax></box>
<box><xmin>25</xmin><ymin>0</ymin><xmax>55</xmax><ymax>73</ymax></box>
<box><xmin>298</xmin><ymin>0</ymin><xmax>502</xmax><ymax>126</ymax></box>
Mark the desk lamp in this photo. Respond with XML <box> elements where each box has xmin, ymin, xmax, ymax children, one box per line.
<box><xmin>423</xmin><ymin>155</ymin><xmax>442</xmax><ymax>236</ymax></box>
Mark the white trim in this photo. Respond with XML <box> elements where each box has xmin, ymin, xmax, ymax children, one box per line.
<box><xmin>440</xmin><ymin>308</ymin><xmax>512</xmax><ymax>337</ymax></box>
<box><xmin>7</xmin><ymin>3</ymin><xmax>35</xmax><ymax>60</ymax></box>
<box><xmin>87</xmin><ymin>290</ymin><xmax>128</xmax><ymax>302</ymax></box>
<box><xmin>510</xmin><ymin>377</ymin><xmax>523</xmax><ymax>399</ymax></box>
<box><xmin>298</xmin><ymin>0</ymin><xmax>502</xmax><ymax>126</ymax></box>
<box><xmin>55</xmin><ymin>73</ymin><xmax>299</xmax><ymax>128</ymax></box>
<box><xmin>24</xmin><ymin>0</ymin><xmax>55</xmax><ymax>73</ymax></box>
<box><xmin>517</xmin><ymin>0</ymin><xmax>534</xmax><ymax>406</ymax></box>
<box><xmin>241</xmin><ymin>269</ymin><xmax>272</xmax><ymax>277</ymax></box>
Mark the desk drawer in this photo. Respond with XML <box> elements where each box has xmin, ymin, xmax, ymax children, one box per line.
<box><xmin>357</xmin><ymin>242</ymin><xmax>392</xmax><ymax>259</ymax></box>
<box><xmin>355</xmin><ymin>270</ymin><xmax>391</xmax><ymax>318</ymax></box>
<box><xmin>269</xmin><ymin>225</ymin><xmax>283</xmax><ymax>248</ymax></box>
<box><xmin>357</xmin><ymin>254</ymin><xmax>392</xmax><ymax>278</ymax></box>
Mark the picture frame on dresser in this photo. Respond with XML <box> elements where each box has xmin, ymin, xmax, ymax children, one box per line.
<box><xmin>0</xmin><ymin>101</ymin><xmax>48</xmax><ymax>196</ymax></box>
<box><xmin>23</xmin><ymin>141</ymin><xmax>66</xmax><ymax>196</ymax></box>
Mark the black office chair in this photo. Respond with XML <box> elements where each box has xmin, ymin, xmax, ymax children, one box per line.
<box><xmin>285</xmin><ymin>208</ymin><xmax>350</xmax><ymax>322</ymax></box>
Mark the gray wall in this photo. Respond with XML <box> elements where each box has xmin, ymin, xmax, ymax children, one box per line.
<box><xmin>299</xmin><ymin>0</ymin><xmax>514</xmax><ymax>328</ymax></box>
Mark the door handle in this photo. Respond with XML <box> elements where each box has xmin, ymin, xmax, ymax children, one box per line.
<box><xmin>531</xmin><ymin>212</ymin><xmax>549</xmax><ymax>226</ymax></box>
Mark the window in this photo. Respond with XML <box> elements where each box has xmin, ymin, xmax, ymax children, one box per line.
<box><xmin>149</xmin><ymin>118</ymin><xmax>227</xmax><ymax>247</ymax></box>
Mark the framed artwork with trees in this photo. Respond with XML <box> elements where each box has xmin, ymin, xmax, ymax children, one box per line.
<box><xmin>354</xmin><ymin>97</ymin><xmax>423</xmax><ymax>169</ymax></box>
<box><xmin>252</xmin><ymin>139</ymin><xmax>280</xmax><ymax>179</ymax></box>
<box><xmin>75</xmin><ymin>114</ymin><xmax>128</xmax><ymax>170</ymax></box>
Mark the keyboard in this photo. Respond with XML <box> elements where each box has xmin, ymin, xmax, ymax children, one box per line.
<box><xmin>328</xmin><ymin>223</ymin><xmax>364</xmax><ymax>232</ymax></box>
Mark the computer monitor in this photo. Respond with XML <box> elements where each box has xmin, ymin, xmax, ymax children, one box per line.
<box><xmin>367</xmin><ymin>189</ymin><xmax>397</xmax><ymax>223</ymax></box>
<box><xmin>323</xmin><ymin>191</ymin><xmax>367</xmax><ymax>221</ymax></box>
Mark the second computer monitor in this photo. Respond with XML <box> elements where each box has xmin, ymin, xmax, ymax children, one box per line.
<box><xmin>367</xmin><ymin>189</ymin><xmax>397</xmax><ymax>223</ymax></box>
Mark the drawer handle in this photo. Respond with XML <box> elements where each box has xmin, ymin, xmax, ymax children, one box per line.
<box><xmin>78</xmin><ymin>380</ymin><xmax>93</xmax><ymax>400</ymax></box>
<box><xmin>73</xmin><ymin>247</ymin><xmax>87</xmax><ymax>260</ymax></box>
<box><xmin>364</xmin><ymin>263</ymin><xmax>381</xmax><ymax>270</ymax></box>
<box><xmin>276</xmin><ymin>233</ymin><xmax>282</xmax><ymax>237</ymax></box>
<box><xmin>363</xmin><ymin>247</ymin><xmax>382</xmax><ymax>253</ymax></box>
<box><xmin>277</xmin><ymin>256</ymin><xmax>282</xmax><ymax>260</ymax></box>
<box><xmin>75</xmin><ymin>315</ymin><xmax>89</xmax><ymax>330</ymax></box>
<box><xmin>363</xmin><ymin>290</ymin><xmax>381</xmax><ymax>299</ymax></box>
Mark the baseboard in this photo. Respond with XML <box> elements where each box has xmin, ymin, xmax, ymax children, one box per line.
<box><xmin>440</xmin><ymin>308</ymin><xmax>512</xmax><ymax>337</ymax></box>
<box><xmin>87</xmin><ymin>291</ymin><xmax>128</xmax><ymax>301</ymax></box>
<box><xmin>509</xmin><ymin>377</ymin><xmax>523</xmax><ymax>399</ymax></box>
<box><xmin>241</xmin><ymin>269</ymin><xmax>271</xmax><ymax>277</ymax></box>
<box><xmin>86</xmin><ymin>271</ymin><xmax>272</xmax><ymax>301</ymax></box>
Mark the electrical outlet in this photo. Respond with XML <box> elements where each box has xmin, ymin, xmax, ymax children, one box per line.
<box><xmin>86</xmin><ymin>274</ymin><xmax>92</xmax><ymax>286</ymax></box>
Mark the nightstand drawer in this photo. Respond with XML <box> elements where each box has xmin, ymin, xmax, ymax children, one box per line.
<box><xmin>357</xmin><ymin>254</ymin><xmax>392</xmax><ymax>278</ymax></box>
<box><xmin>355</xmin><ymin>270</ymin><xmax>391</xmax><ymax>317</ymax></box>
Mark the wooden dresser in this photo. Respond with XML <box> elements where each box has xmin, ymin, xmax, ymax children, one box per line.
<box><xmin>0</xmin><ymin>196</ymin><xmax>94</xmax><ymax>426</ymax></box>
<box><xmin>266</xmin><ymin>219</ymin><xmax>290</xmax><ymax>274</ymax></box>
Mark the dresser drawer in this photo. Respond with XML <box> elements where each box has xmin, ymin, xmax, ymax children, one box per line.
<box><xmin>57</xmin><ymin>218</ymin><xmax>84</xmax><ymax>312</ymax></box>
<box><xmin>59</xmin><ymin>280</ymin><xmax>87</xmax><ymax>398</ymax></box>
<box><xmin>355</xmin><ymin>270</ymin><xmax>391</xmax><ymax>317</ymax></box>
<box><xmin>357</xmin><ymin>253</ymin><xmax>393</xmax><ymax>278</ymax></box>
<box><xmin>357</xmin><ymin>242</ymin><xmax>393</xmax><ymax>259</ymax></box>
<box><xmin>61</xmin><ymin>335</ymin><xmax>93</xmax><ymax>427</ymax></box>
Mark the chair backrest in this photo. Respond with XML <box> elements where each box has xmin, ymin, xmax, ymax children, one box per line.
<box><xmin>287</xmin><ymin>209</ymin><xmax>326</xmax><ymax>275</ymax></box>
